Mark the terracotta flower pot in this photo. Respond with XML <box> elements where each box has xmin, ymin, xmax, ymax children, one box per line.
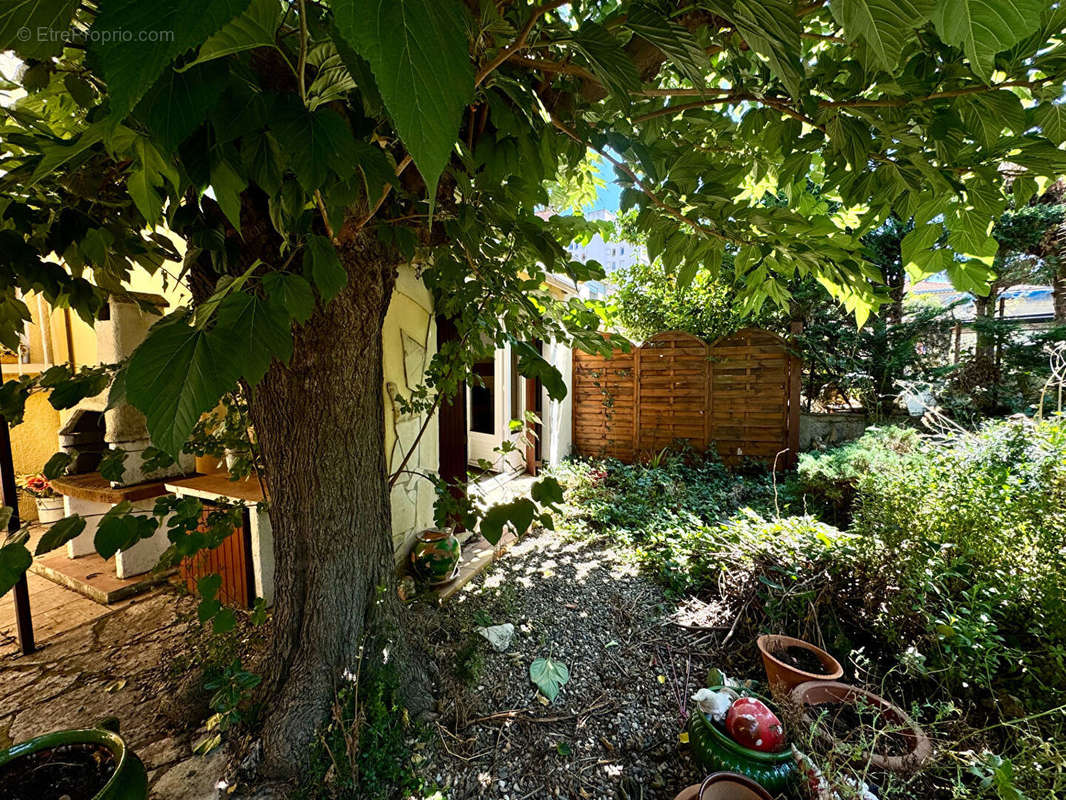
<box><xmin>410</xmin><ymin>528</ymin><xmax>461</xmax><ymax>585</ymax></box>
<box><xmin>673</xmin><ymin>772</ymin><xmax>774</xmax><ymax>800</ymax></box>
<box><xmin>757</xmin><ymin>634</ymin><xmax>843</xmax><ymax>697</ymax></box>
<box><xmin>789</xmin><ymin>680</ymin><xmax>932</xmax><ymax>772</ymax></box>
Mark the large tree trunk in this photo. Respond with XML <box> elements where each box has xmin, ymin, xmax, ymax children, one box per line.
<box><xmin>246</xmin><ymin>235</ymin><xmax>408</xmax><ymax>778</ymax></box>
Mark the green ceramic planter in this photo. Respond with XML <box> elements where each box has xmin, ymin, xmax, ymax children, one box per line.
<box><xmin>410</xmin><ymin>528</ymin><xmax>461</xmax><ymax>585</ymax></box>
<box><xmin>0</xmin><ymin>725</ymin><xmax>147</xmax><ymax>800</ymax></box>
<box><xmin>687</xmin><ymin>688</ymin><xmax>797</xmax><ymax>795</ymax></box>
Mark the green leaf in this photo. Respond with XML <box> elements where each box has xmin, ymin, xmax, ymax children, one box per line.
<box><xmin>89</xmin><ymin>0</ymin><xmax>252</xmax><ymax>116</ymax></box>
<box><xmin>513</xmin><ymin>341</ymin><xmax>566</xmax><ymax>401</ymax></box>
<box><xmin>241</xmin><ymin>132</ymin><xmax>284</xmax><ymax>195</ymax></box>
<box><xmin>0</xmin><ymin>0</ymin><xmax>80</xmax><ymax>59</ymax></box>
<box><xmin>29</xmin><ymin>124</ymin><xmax>105</xmax><ymax>187</ymax></box>
<box><xmin>333</xmin><ymin>0</ymin><xmax>473</xmax><ymax>203</ymax></box>
<box><xmin>829</xmin><ymin>0</ymin><xmax>932</xmax><ymax>71</ymax></box>
<box><xmin>930</xmin><ymin>0</ymin><xmax>1044</xmax><ymax>81</ymax></box>
<box><xmin>194</xmin><ymin>261</ymin><xmax>261</xmax><ymax>329</ymax></box>
<box><xmin>42</xmin><ymin>450</ymin><xmax>72</xmax><ymax>480</ymax></box>
<box><xmin>0</xmin><ymin>540</ymin><xmax>32</xmax><ymax>597</ymax></box>
<box><xmin>0</xmin><ymin>377</ymin><xmax>34</xmax><ymax>426</ymax></box>
<box><xmin>707</xmin><ymin>0</ymin><xmax>803</xmax><ymax>97</ymax></box>
<box><xmin>529</xmin><ymin>656</ymin><xmax>570</xmax><ymax>702</ymax></box>
<box><xmin>98</xmin><ymin>449</ymin><xmax>128</xmax><ymax>484</ymax></box>
<box><xmin>35</xmin><ymin>515</ymin><xmax>86</xmax><ymax>556</ymax></box>
<box><xmin>212</xmin><ymin>607</ymin><xmax>237</xmax><ymax>633</ymax></box>
<box><xmin>181</xmin><ymin>0</ymin><xmax>281</xmax><ymax>69</ymax></box>
<box><xmin>198</xmin><ymin>572</ymin><xmax>222</xmax><ymax>601</ymax></box>
<box><xmin>480</xmin><ymin>498</ymin><xmax>536</xmax><ymax>545</ymax></box>
<box><xmin>1034</xmin><ymin>102</ymin><xmax>1066</xmax><ymax>145</ymax></box>
<box><xmin>625</xmin><ymin>5</ymin><xmax>710</xmax><ymax>88</ymax></box>
<box><xmin>209</xmin><ymin>158</ymin><xmax>247</xmax><ymax>232</ymax></box>
<box><xmin>263</xmin><ymin>272</ymin><xmax>316</xmax><ymax>324</ymax></box>
<box><xmin>272</xmin><ymin>103</ymin><xmax>360</xmax><ymax>192</ymax></box>
<box><xmin>568</xmin><ymin>21</ymin><xmax>642</xmax><ymax>99</ymax></box>
<box><xmin>126</xmin><ymin>314</ymin><xmax>244</xmax><ymax>457</ymax></box>
<box><xmin>136</xmin><ymin>64</ymin><xmax>228</xmax><ymax>153</ymax></box>
<box><xmin>94</xmin><ymin>502</ymin><xmax>158</xmax><ymax>559</ymax></box>
<box><xmin>958</xmin><ymin>91</ymin><xmax>1026</xmax><ymax>149</ymax></box>
<box><xmin>303</xmin><ymin>235</ymin><xmax>347</xmax><ymax>302</ymax></box>
<box><xmin>212</xmin><ymin>291</ymin><xmax>294</xmax><ymax>387</ymax></box>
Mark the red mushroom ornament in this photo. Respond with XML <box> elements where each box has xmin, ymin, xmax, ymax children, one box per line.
<box><xmin>725</xmin><ymin>696</ymin><xmax>786</xmax><ymax>753</ymax></box>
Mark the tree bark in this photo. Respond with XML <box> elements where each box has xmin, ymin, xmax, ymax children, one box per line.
<box><xmin>1051</xmin><ymin>222</ymin><xmax>1066</xmax><ymax>323</ymax></box>
<box><xmin>246</xmin><ymin>234</ymin><xmax>408</xmax><ymax>778</ymax></box>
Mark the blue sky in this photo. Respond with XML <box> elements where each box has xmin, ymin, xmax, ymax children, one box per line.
<box><xmin>588</xmin><ymin>157</ymin><xmax>621</xmax><ymax>213</ymax></box>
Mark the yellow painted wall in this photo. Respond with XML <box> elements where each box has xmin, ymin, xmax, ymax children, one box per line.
<box><xmin>8</xmin><ymin>252</ymin><xmax>441</xmax><ymax>553</ymax></box>
<box><xmin>383</xmin><ymin>264</ymin><xmax>439</xmax><ymax>561</ymax></box>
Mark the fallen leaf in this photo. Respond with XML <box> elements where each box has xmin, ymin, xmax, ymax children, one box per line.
<box><xmin>678</xmin><ymin>731</ymin><xmax>689</xmax><ymax>744</ymax></box>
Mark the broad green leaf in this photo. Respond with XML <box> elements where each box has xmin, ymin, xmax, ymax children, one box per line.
<box><xmin>272</xmin><ymin>103</ymin><xmax>359</xmax><ymax>192</ymax></box>
<box><xmin>707</xmin><ymin>0</ymin><xmax>803</xmax><ymax>97</ymax></box>
<box><xmin>241</xmin><ymin>132</ymin><xmax>284</xmax><ymax>195</ymax></box>
<box><xmin>480</xmin><ymin>498</ymin><xmax>536</xmax><ymax>545</ymax></box>
<box><xmin>98</xmin><ymin>449</ymin><xmax>128</xmax><ymax>483</ymax></box>
<box><xmin>303</xmin><ymin>235</ymin><xmax>347</xmax><ymax>302</ymax></box>
<box><xmin>568</xmin><ymin>22</ymin><xmax>642</xmax><ymax>99</ymax></box>
<box><xmin>181</xmin><ymin>0</ymin><xmax>281</xmax><ymax>69</ymax></box>
<box><xmin>42</xmin><ymin>451</ymin><xmax>72</xmax><ymax>479</ymax></box>
<box><xmin>136</xmin><ymin>63</ymin><xmax>228</xmax><ymax>153</ymax></box>
<box><xmin>263</xmin><ymin>272</ymin><xmax>316</xmax><ymax>324</ymax></box>
<box><xmin>89</xmin><ymin>0</ymin><xmax>252</xmax><ymax>116</ymax></box>
<box><xmin>958</xmin><ymin>91</ymin><xmax>1026</xmax><ymax>149</ymax></box>
<box><xmin>0</xmin><ymin>0</ymin><xmax>80</xmax><ymax>59</ymax></box>
<box><xmin>529</xmin><ymin>656</ymin><xmax>570</xmax><ymax>702</ymax></box>
<box><xmin>930</xmin><ymin>0</ymin><xmax>1044</xmax><ymax>81</ymax></box>
<box><xmin>1034</xmin><ymin>102</ymin><xmax>1066</xmax><ymax>145</ymax></box>
<box><xmin>513</xmin><ymin>341</ymin><xmax>566</xmax><ymax>401</ymax></box>
<box><xmin>29</xmin><ymin>124</ymin><xmax>105</xmax><ymax>187</ymax></box>
<box><xmin>625</xmin><ymin>5</ymin><xmax>710</xmax><ymax>88</ymax></box>
<box><xmin>830</xmin><ymin>0</ymin><xmax>932</xmax><ymax>71</ymax></box>
<box><xmin>95</xmin><ymin>503</ymin><xmax>158</xmax><ymax>559</ymax></box>
<box><xmin>212</xmin><ymin>291</ymin><xmax>294</xmax><ymax>387</ymax></box>
<box><xmin>126</xmin><ymin>314</ymin><xmax>244</xmax><ymax>457</ymax></box>
<box><xmin>35</xmin><ymin>515</ymin><xmax>86</xmax><ymax>556</ymax></box>
<box><xmin>209</xmin><ymin>158</ymin><xmax>248</xmax><ymax>232</ymax></box>
<box><xmin>0</xmin><ymin>540</ymin><xmax>31</xmax><ymax>597</ymax></box>
<box><xmin>194</xmin><ymin>261</ymin><xmax>261</xmax><ymax>329</ymax></box>
<box><xmin>333</xmin><ymin>0</ymin><xmax>473</xmax><ymax>203</ymax></box>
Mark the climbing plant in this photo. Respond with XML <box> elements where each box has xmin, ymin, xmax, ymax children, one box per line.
<box><xmin>0</xmin><ymin>0</ymin><xmax>1064</xmax><ymax>782</ymax></box>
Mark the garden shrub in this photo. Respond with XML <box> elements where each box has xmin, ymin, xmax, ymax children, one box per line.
<box><xmin>850</xmin><ymin>416</ymin><xmax>1066</xmax><ymax>698</ymax></box>
<box><xmin>792</xmin><ymin>426</ymin><xmax>923</xmax><ymax>525</ymax></box>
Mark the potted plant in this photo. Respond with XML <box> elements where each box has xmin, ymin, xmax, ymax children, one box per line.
<box><xmin>18</xmin><ymin>473</ymin><xmax>64</xmax><ymax>524</ymax></box>
<box><xmin>789</xmin><ymin>680</ymin><xmax>932</xmax><ymax>772</ymax></box>
<box><xmin>0</xmin><ymin>723</ymin><xmax>147</xmax><ymax>799</ymax></box>
<box><xmin>757</xmin><ymin>634</ymin><xmax>843</xmax><ymax>697</ymax></box>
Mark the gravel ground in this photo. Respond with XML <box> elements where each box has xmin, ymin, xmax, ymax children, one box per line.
<box><xmin>413</xmin><ymin>529</ymin><xmax>733</xmax><ymax>800</ymax></box>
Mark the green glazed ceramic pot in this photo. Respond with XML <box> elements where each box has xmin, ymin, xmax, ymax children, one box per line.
<box><xmin>687</xmin><ymin>688</ymin><xmax>797</xmax><ymax>795</ymax></box>
<box><xmin>410</xmin><ymin>528</ymin><xmax>461</xmax><ymax>585</ymax></box>
<box><xmin>0</xmin><ymin>725</ymin><xmax>148</xmax><ymax>800</ymax></box>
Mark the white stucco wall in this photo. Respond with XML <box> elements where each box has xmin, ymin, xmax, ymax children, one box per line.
<box><xmin>542</xmin><ymin>339</ymin><xmax>573</xmax><ymax>466</ymax></box>
<box><xmin>383</xmin><ymin>264</ymin><xmax>439</xmax><ymax>561</ymax></box>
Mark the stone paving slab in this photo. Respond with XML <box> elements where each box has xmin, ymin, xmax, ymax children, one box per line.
<box><xmin>0</xmin><ymin>590</ymin><xmax>227</xmax><ymax>799</ymax></box>
<box><xmin>0</xmin><ymin>570</ymin><xmax>114</xmax><ymax>654</ymax></box>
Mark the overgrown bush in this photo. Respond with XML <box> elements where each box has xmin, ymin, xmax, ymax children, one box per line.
<box><xmin>792</xmin><ymin>426</ymin><xmax>923</xmax><ymax>525</ymax></box>
<box><xmin>850</xmin><ymin>416</ymin><xmax>1066</xmax><ymax>697</ymax></box>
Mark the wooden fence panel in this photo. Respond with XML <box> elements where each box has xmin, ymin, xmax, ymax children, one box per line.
<box><xmin>571</xmin><ymin>328</ymin><xmax>800</xmax><ymax>468</ymax></box>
